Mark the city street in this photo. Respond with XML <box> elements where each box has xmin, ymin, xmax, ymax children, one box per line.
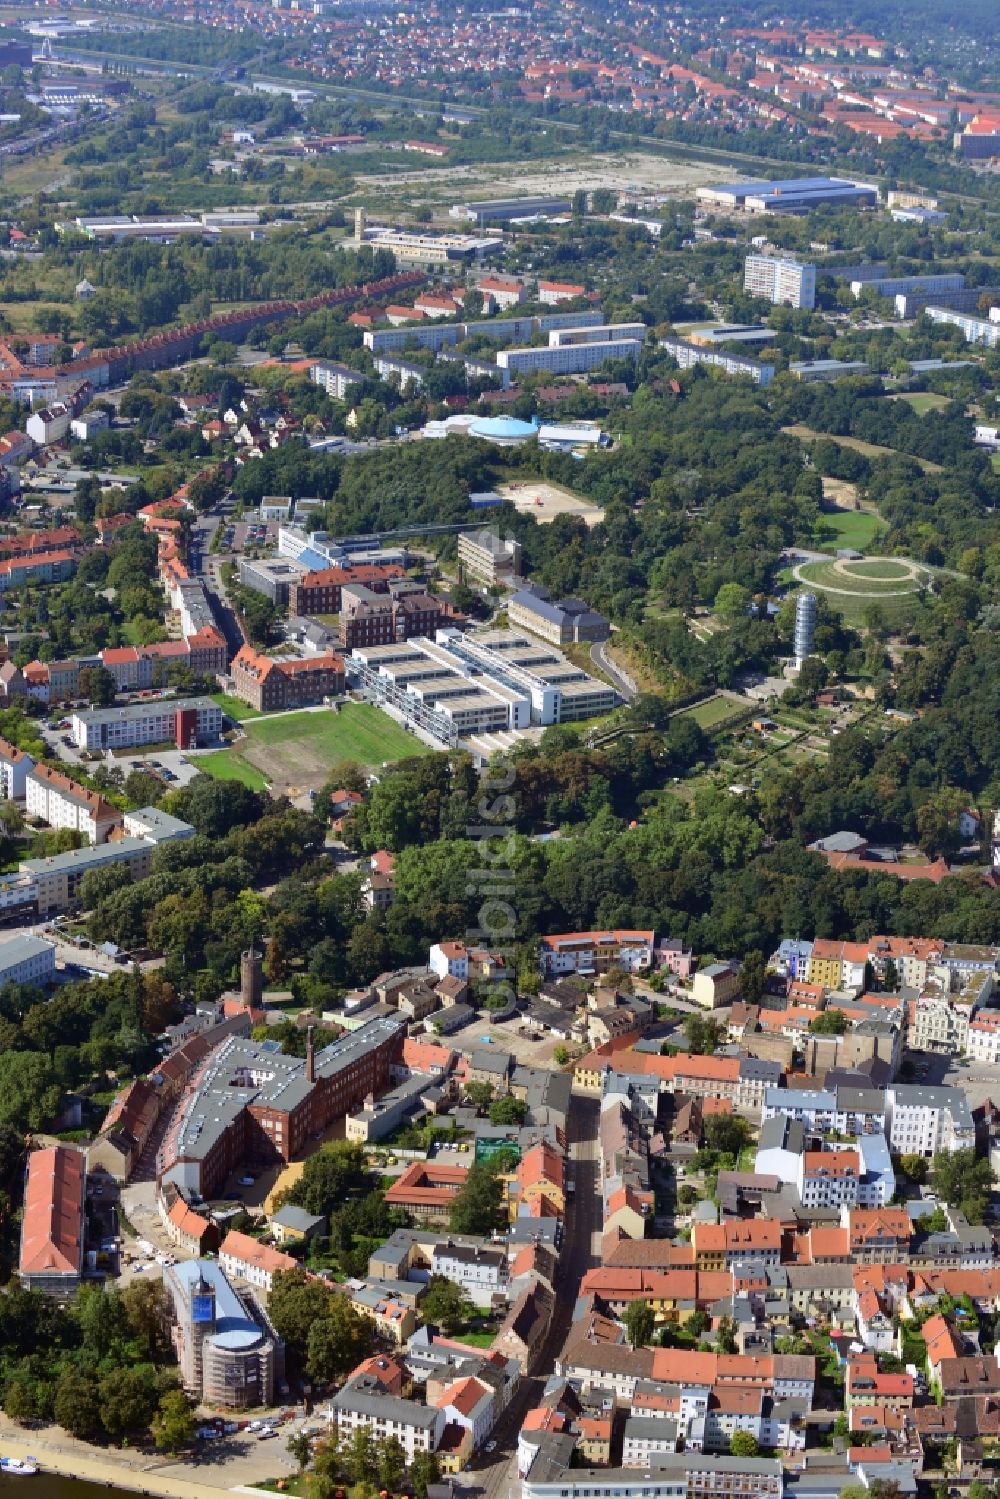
<box><xmin>456</xmin><ymin>1093</ymin><xmax>600</xmax><ymax>1499</ymax></box>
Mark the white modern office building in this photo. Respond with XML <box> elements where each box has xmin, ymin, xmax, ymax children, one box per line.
<box><xmin>350</xmin><ymin>628</ymin><xmax>617</xmax><ymax>747</ymax></box>
<box><xmin>743</xmin><ymin>255</ymin><xmax>817</xmax><ymax>309</ymax></box>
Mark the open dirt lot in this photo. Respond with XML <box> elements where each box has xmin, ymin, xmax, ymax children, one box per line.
<box><xmin>353</xmin><ymin>149</ymin><xmax>735</xmax><ymax>209</ymax></box>
<box><xmin>500</xmin><ymin>478</ymin><xmax>605</xmax><ymax>527</ymax></box>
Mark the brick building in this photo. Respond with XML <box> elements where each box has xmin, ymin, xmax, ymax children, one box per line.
<box><xmin>230</xmin><ymin>645</ymin><xmax>345</xmax><ymax>711</ymax></box>
<box><xmin>339</xmin><ymin>587</ymin><xmax>444</xmax><ymax>649</ymax></box>
<box><xmin>288</xmin><ymin>562</ymin><xmax>405</xmax><ymax>617</ymax></box>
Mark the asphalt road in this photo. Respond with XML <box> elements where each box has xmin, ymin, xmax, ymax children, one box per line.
<box><xmin>457</xmin><ymin>1093</ymin><xmax>600</xmax><ymax>1499</ymax></box>
<box><xmin>190</xmin><ymin>510</ymin><xmax>246</xmax><ymax>660</ymax></box>
<box><xmin>591</xmin><ymin>638</ymin><xmax>636</xmax><ymax>702</ymax></box>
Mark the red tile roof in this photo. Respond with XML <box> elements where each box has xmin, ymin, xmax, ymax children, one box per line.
<box><xmin>19</xmin><ymin>1145</ymin><xmax>84</xmax><ymax>1278</ymax></box>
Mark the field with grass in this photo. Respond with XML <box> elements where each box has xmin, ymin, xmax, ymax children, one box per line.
<box><xmin>200</xmin><ymin>702</ymin><xmax>428</xmax><ymax>795</ymax></box>
<box><xmin>210</xmin><ymin>691</ymin><xmax>264</xmax><ymax>721</ymax></box>
<box><xmin>993</xmin><ymin>453</ymin><xmax>1000</xmax><ymax>475</ymax></box>
<box><xmin>196</xmin><ymin>750</ymin><xmax>269</xmax><ymax>790</ymax></box>
<box><xmin>790</xmin><ymin>554</ymin><xmax>929</xmax><ymax>628</ymax></box>
<box><xmin>812</xmin><ymin>507</ymin><xmax>887</xmax><ymax>551</ymax></box>
<box><xmin>678</xmin><ymin>694</ymin><xmax>749</xmax><ymax>730</ymax></box>
<box><xmin>891</xmin><ymin>391</ymin><xmax>952</xmax><ymax>415</ymax></box>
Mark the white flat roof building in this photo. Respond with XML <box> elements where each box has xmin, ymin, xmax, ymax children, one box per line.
<box><xmin>547</xmin><ymin>322</ymin><xmax>646</xmax><ymax>347</ymax></box>
<box><xmin>350</xmin><ymin>628</ymin><xmax>618</xmax><ymax>748</ymax></box>
<box><xmin>496</xmin><ymin>340</ymin><xmax>642</xmax><ymax>379</ymax></box>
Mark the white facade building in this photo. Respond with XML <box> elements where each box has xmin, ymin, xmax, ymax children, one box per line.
<box><xmin>0</xmin><ymin>933</ymin><xmax>56</xmax><ymax>987</ymax></box>
<box><xmin>884</xmin><ymin>1084</ymin><xmax>975</xmax><ymax>1156</ymax></box>
<box><xmin>743</xmin><ymin>255</ymin><xmax>816</xmax><ymax>309</ymax></box>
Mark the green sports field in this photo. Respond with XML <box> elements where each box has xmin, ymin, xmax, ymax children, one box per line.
<box><xmin>200</xmin><ymin>703</ymin><xmax>428</xmax><ymax>794</ymax></box>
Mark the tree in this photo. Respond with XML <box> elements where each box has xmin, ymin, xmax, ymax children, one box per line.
<box><xmin>489</xmin><ymin>1095</ymin><xmax>527</xmax><ymax>1126</ymax></box>
<box><xmin>882</xmin><ymin>957</ymin><xmax>899</xmax><ymax>992</ymax></box>
<box><xmin>730</xmin><ymin>1431</ymin><xmax>760</xmax><ymax>1457</ymax></box>
<box><xmin>269</xmin><ymin>1269</ymin><xmax>340</xmax><ymax>1356</ymax></box>
<box><xmin>53</xmin><ymin>1370</ymin><xmax>101</xmax><ymax>1439</ymax></box>
<box><xmin>288</xmin><ymin>1431</ymin><xmax>313</xmax><ymax>1470</ymax></box>
<box><xmin>687</xmin><ymin>1308</ymin><xmax>710</xmax><ymax>1337</ymax></box>
<box><xmin>464</xmin><ymin>1082</ymin><xmax>494</xmax><ymax>1111</ymax></box>
<box><xmin>305</xmin><ymin>1296</ymin><xmax>374</xmax><ymax>1385</ymax></box>
<box><xmin>740</xmin><ymin>949</ymin><xmax>767</xmax><ymax>1004</ymax></box>
<box><xmin>420</xmin><ymin>1275</ymin><xmax>474</xmax><ymax>1335</ymax></box>
<box><xmin>377</xmin><ymin>1435</ymin><xmax>407</xmax><ymax>1492</ymax></box>
<box><xmin>78</xmin><ymin>664</ymin><xmax>117</xmax><ymax>707</ymax></box>
<box><xmin>410</xmin><ymin>1451</ymin><xmax>441</xmax><ymax>1499</ymax></box>
<box><xmin>684</xmin><ymin>1013</ymin><xmax>720</xmax><ymax>1055</ymax></box>
<box><xmin>901</xmin><ymin>1154</ymin><xmax>929</xmax><ymax>1185</ymax></box>
<box><xmin>3</xmin><ymin>1373</ymin><xmax>38</xmax><ymax>1424</ymax></box>
<box><xmin>930</xmin><ymin>1148</ymin><xmax>994</xmax><ymax>1222</ymax></box>
<box><xmin>704</xmin><ymin>1113</ymin><xmax>752</xmax><ymax>1159</ymax></box>
<box><xmin>809</xmin><ymin>1009</ymin><xmax>847</xmax><ymax>1035</ymax></box>
<box><xmin>99</xmin><ymin>1365</ymin><xmax>160</xmax><ymax>1442</ymax></box>
<box><xmin>714</xmin><ymin>582</ymin><xmax>750</xmax><ymax>621</ymax></box>
<box><xmin>344</xmin><ymin>1426</ymin><xmax>376</xmax><ymax>1485</ymax></box>
<box><xmin>448</xmin><ymin>1162</ymin><xmax>506</xmax><ymax>1236</ymax></box>
<box><xmin>716</xmin><ymin>1315</ymin><xmax>738</xmax><ymax>1355</ymax></box>
<box><xmin>289</xmin><ymin>1141</ymin><xmax>370</xmax><ymax>1218</ymax></box>
<box><xmin>623</xmin><ymin>1299</ymin><xmax>655</xmax><ymax>1349</ymax></box>
<box><xmin>152</xmin><ymin>1389</ymin><xmax>197</xmax><ymax>1453</ymax></box>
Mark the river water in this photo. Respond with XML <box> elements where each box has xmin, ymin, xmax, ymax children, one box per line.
<box><xmin>1</xmin><ymin>1479</ymin><xmax>116</xmax><ymax>1499</ymax></box>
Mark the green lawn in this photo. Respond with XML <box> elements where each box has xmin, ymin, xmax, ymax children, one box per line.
<box><xmin>196</xmin><ymin>749</ymin><xmax>269</xmax><ymax>789</ymax></box>
<box><xmin>798</xmin><ymin>559</ymin><xmax>924</xmax><ymax>593</ymax></box>
<box><xmin>891</xmin><ymin>391</ymin><xmax>951</xmax><ymax>414</ymax></box>
<box><xmin>679</xmin><ymin>695</ymin><xmax>746</xmax><ymax>730</ymax></box>
<box><xmin>199</xmin><ymin>703</ymin><xmax>428</xmax><ymax>792</ymax></box>
<box><xmin>245</xmin><ymin>703</ymin><xmax>427</xmax><ymax>762</ymax></box>
<box><xmin>211</xmin><ymin>691</ymin><xmax>264</xmax><ymax>720</ymax></box>
<box><xmin>992</xmin><ymin>453</ymin><xmax>1000</xmax><ymax>475</ymax></box>
<box><xmin>812</xmin><ymin>508</ymin><xmax>887</xmax><ymax>551</ymax></box>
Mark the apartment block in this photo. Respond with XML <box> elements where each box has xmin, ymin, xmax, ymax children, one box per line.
<box><xmin>333</xmin><ymin>1374</ymin><xmax>445</xmax><ymax>1462</ymax></box>
<box><xmin>0</xmin><ymin>548</ymin><xmax>77</xmax><ymax>592</ymax></box>
<box><xmin>658</xmin><ymin>336</ymin><xmax>775</xmax><ymax>386</ymax></box>
<box><xmin>310</xmin><ymin>360</ymin><xmax>364</xmax><ymax>401</ymax></box>
<box><xmin>219</xmin><ymin>1230</ymin><xmax>298</xmax><ymax>1293</ymax></box>
<box><xmin>539</xmin><ymin>929</ymin><xmax>656</xmax><ymax>977</ymax></box>
<box><xmin>496</xmin><ymin>338</ymin><xmax>642</xmax><ymax>380</ymax></box>
<box><xmin>508</xmin><ymin>585</ymin><xmax>609</xmax><ymax>646</ymax></box>
<box><xmin>19</xmin><ymin>1145</ymin><xmax>86</xmax><ymax>1295</ymax></box>
<box><xmin>70</xmin><ymin>697</ymin><xmax>223</xmax><ymax>751</ymax></box>
<box><xmin>924</xmin><ymin>307</ymin><xmax>1000</xmax><ymax>347</ymax></box>
<box><xmin>743</xmin><ymin>255</ymin><xmax>817</xmax><ymax>309</ymax></box>
<box><xmin>26</xmin><ymin>764</ymin><xmax>120</xmax><ymax>844</ymax></box>
<box><xmin>0</xmin><ymin>735</ymin><xmax>34</xmax><ymax>799</ymax></box>
<box><xmin>0</xmin><ymin>933</ymin><xmax>56</xmax><ymax>988</ymax></box>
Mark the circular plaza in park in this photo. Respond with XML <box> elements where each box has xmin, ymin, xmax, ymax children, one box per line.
<box><xmin>792</xmin><ymin>555</ymin><xmax>930</xmax><ymax>602</ymax></box>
